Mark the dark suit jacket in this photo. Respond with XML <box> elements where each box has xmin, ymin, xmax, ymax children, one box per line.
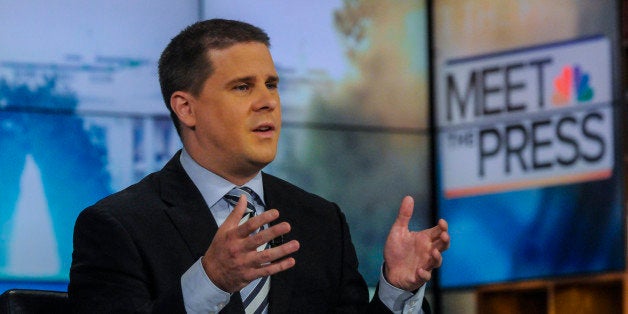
<box><xmin>69</xmin><ymin>152</ymin><xmax>429</xmax><ymax>313</ymax></box>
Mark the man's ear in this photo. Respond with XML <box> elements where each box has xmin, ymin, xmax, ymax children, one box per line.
<box><xmin>170</xmin><ymin>91</ymin><xmax>196</xmax><ymax>129</ymax></box>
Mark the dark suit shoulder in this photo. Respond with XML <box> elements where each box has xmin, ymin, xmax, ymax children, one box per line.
<box><xmin>80</xmin><ymin>152</ymin><xmax>199</xmax><ymax>221</ymax></box>
<box><xmin>87</xmin><ymin>172</ymin><xmax>162</xmax><ymax>212</ymax></box>
<box><xmin>261</xmin><ymin>172</ymin><xmax>336</xmax><ymax>207</ymax></box>
<box><xmin>74</xmin><ymin>174</ymin><xmax>166</xmax><ymax>235</ymax></box>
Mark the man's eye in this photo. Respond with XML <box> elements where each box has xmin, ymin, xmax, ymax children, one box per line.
<box><xmin>266</xmin><ymin>82</ymin><xmax>278</xmax><ymax>90</ymax></box>
<box><xmin>234</xmin><ymin>84</ymin><xmax>249</xmax><ymax>91</ymax></box>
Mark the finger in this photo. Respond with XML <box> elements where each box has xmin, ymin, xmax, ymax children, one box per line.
<box><xmin>428</xmin><ymin>220</ymin><xmax>448</xmax><ymax>240</ymax></box>
<box><xmin>223</xmin><ymin>195</ymin><xmax>249</xmax><ymax>228</ymax></box>
<box><xmin>438</xmin><ymin>218</ymin><xmax>449</xmax><ymax>232</ymax></box>
<box><xmin>438</xmin><ymin>231</ymin><xmax>451</xmax><ymax>251</ymax></box>
<box><xmin>243</xmin><ymin>221</ymin><xmax>291</xmax><ymax>251</ymax></box>
<box><xmin>417</xmin><ymin>268</ymin><xmax>432</xmax><ymax>283</ymax></box>
<box><xmin>392</xmin><ymin>196</ymin><xmax>414</xmax><ymax>229</ymax></box>
<box><xmin>430</xmin><ymin>248</ymin><xmax>443</xmax><ymax>269</ymax></box>
<box><xmin>419</xmin><ymin>248</ymin><xmax>442</xmax><ymax>274</ymax></box>
<box><xmin>253</xmin><ymin>256</ymin><xmax>297</xmax><ymax>278</ymax></box>
<box><xmin>430</xmin><ymin>230</ymin><xmax>451</xmax><ymax>252</ymax></box>
<box><xmin>237</xmin><ymin>209</ymin><xmax>280</xmax><ymax>238</ymax></box>
<box><xmin>251</xmin><ymin>239</ymin><xmax>300</xmax><ymax>266</ymax></box>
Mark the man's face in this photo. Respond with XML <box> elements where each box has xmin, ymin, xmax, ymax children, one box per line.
<box><xmin>186</xmin><ymin>42</ymin><xmax>281</xmax><ymax>181</ymax></box>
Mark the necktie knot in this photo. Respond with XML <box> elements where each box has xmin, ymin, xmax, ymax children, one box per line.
<box><xmin>224</xmin><ymin>186</ymin><xmax>264</xmax><ymax>222</ymax></box>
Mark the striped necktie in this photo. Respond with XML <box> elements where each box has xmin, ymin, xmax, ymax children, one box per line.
<box><xmin>223</xmin><ymin>187</ymin><xmax>270</xmax><ymax>314</ymax></box>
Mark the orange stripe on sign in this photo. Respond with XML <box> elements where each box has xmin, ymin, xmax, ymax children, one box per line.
<box><xmin>444</xmin><ymin>169</ymin><xmax>612</xmax><ymax>199</ymax></box>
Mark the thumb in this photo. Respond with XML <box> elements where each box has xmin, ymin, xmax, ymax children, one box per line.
<box><xmin>393</xmin><ymin>196</ymin><xmax>414</xmax><ymax>229</ymax></box>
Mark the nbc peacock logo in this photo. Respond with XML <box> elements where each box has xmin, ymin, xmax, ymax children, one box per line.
<box><xmin>551</xmin><ymin>65</ymin><xmax>594</xmax><ymax>106</ymax></box>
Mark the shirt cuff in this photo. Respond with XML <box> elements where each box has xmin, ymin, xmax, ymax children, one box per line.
<box><xmin>377</xmin><ymin>266</ymin><xmax>426</xmax><ymax>314</ymax></box>
<box><xmin>181</xmin><ymin>258</ymin><xmax>231</xmax><ymax>314</ymax></box>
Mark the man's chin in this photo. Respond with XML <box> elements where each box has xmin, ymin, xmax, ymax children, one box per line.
<box><xmin>252</xmin><ymin>157</ymin><xmax>275</xmax><ymax>170</ymax></box>
<box><xmin>248</xmin><ymin>147</ymin><xmax>277</xmax><ymax>168</ymax></box>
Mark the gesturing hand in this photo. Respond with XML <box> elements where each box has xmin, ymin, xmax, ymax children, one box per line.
<box><xmin>383</xmin><ymin>196</ymin><xmax>450</xmax><ymax>291</ymax></box>
<box><xmin>201</xmin><ymin>195</ymin><xmax>300</xmax><ymax>293</ymax></box>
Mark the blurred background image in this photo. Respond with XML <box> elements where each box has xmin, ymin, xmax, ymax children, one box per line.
<box><xmin>1</xmin><ymin>1</ymin><xmax>626</xmax><ymax>313</ymax></box>
<box><xmin>0</xmin><ymin>0</ymin><xmax>432</xmax><ymax>291</ymax></box>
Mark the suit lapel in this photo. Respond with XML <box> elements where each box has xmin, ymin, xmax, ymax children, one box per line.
<box><xmin>159</xmin><ymin>155</ymin><xmax>244</xmax><ymax>313</ymax></box>
<box><xmin>159</xmin><ymin>151</ymin><xmax>219</xmax><ymax>258</ymax></box>
<box><xmin>262</xmin><ymin>173</ymin><xmax>298</xmax><ymax>313</ymax></box>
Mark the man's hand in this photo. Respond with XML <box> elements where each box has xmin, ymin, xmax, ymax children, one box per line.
<box><xmin>202</xmin><ymin>195</ymin><xmax>300</xmax><ymax>293</ymax></box>
<box><xmin>383</xmin><ymin>196</ymin><xmax>450</xmax><ymax>291</ymax></box>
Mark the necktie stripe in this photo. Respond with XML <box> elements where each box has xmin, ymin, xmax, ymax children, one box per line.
<box><xmin>243</xmin><ymin>275</ymin><xmax>268</xmax><ymax>306</ymax></box>
<box><xmin>244</xmin><ymin>276</ymin><xmax>269</xmax><ymax>314</ymax></box>
<box><xmin>253</xmin><ymin>303</ymin><xmax>268</xmax><ymax>314</ymax></box>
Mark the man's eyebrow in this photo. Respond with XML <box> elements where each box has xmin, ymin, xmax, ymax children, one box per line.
<box><xmin>227</xmin><ymin>76</ymin><xmax>255</xmax><ymax>86</ymax></box>
<box><xmin>226</xmin><ymin>75</ymin><xmax>279</xmax><ymax>86</ymax></box>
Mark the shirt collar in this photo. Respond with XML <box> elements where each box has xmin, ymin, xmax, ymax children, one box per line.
<box><xmin>179</xmin><ymin>148</ymin><xmax>265</xmax><ymax>208</ymax></box>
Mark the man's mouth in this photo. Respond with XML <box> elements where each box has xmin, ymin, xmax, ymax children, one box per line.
<box><xmin>254</xmin><ymin>124</ymin><xmax>274</xmax><ymax>132</ymax></box>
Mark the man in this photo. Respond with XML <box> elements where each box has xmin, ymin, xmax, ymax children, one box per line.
<box><xmin>69</xmin><ymin>19</ymin><xmax>450</xmax><ymax>313</ymax></box>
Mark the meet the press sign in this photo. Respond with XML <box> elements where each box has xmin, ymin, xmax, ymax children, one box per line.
<box><xmin>436</xmin><ymin>36</ymin><xmax>614</xmax><ymax>199</ymax></box>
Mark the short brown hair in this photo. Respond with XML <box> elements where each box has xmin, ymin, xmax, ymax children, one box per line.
<box><xmin>158</xmin><ymin>19</ymin><xmax>270</xmax><ymax>135</ymax></box>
